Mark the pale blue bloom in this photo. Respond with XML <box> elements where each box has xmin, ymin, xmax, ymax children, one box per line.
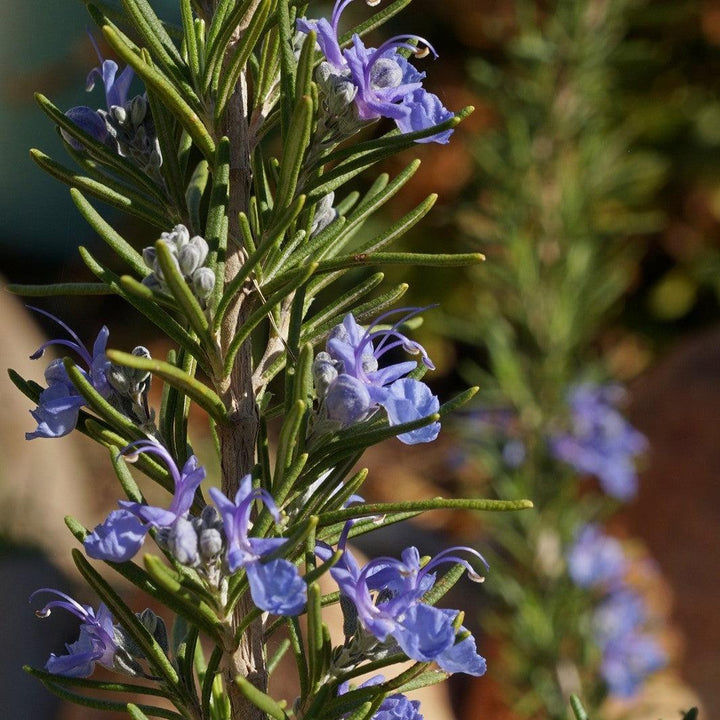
<box><xmin>85</xmin><ymin>442</ymin><xmax>205</xmax><ymax>562</ymax></box>
<box><xmin>319</xmin><ymin>310</ymin><xmax>441</xmax><ymax>444</ymax></box>
<box><xmin>592</xmin><ymin>588</ymin><xmax>667</xmax><ymax>697</ymax></box>
<box><xmin>339</xmin><ymin>676</ymin><xmax>423</xmax><ymax>720</ymax></box>
<box><xmin>549</xmin><ymin>383</ymin><xmax>648</xmax><ymax>500</ymax></box>
<box><xmin>567</xmin><ymin>524</ymin><xmax>626</xmax><ymax>589</ymax></box>
<box><xmin>209</xmin><ymin>477</ymin><xmax>307</xmax><ymax>615</ymax></box>
<box><xmin>318</xmin><ymin>533</ymin><xmax>487</xmax><ymax>675</ymax></box>
<box><xmin>26</xmin><ymin>307</ymin><xmax>111</xmax><ymax>440</ymax></box>
<box><xmin>31</xmin><ymin>589</ymin><xmax>118</xmax><ymax>678</ymax></box>
<box><xmin>297</xmin><ymin>0</ymin><xmax>454</xmax><ymax>142</ymax></box>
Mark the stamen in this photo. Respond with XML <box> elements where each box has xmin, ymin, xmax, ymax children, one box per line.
<box><xmin>366</xmin><ymin>0</ymin><xmax>382</xmax><ymax>5</ymax></box>
<box><xmin>414</xmin><ymin>46</ymin><xmax>430</xmax><ymax>59</ymax></box>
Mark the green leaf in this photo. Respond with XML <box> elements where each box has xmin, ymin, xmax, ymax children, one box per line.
<box><xmin>143</xmin><ymin>556</ymin><xmax>227</xmax><ymax>642</ymax></box>
<box><xmin>295</xmin><ymin>30</ymin><xmax>317</xmax><ymax>100</ymax></box>
<box><xmin>71</xmin><ymin>189</ymin><xmax>148</xmax><ymax>276</ymax></box>
<box><xmin>311</xmin><ymin>251</ymin><xmax>485</xmax><ymax>275</ymax></box>
<box><xmin>119</xmin><ymin>0</ymin><xmax>191</xmax><ymax>90</ymax></box>
<box><xmin>185</xmin><ymin>159</ymin><xmax>210</xmax><ymax>232</ymax></box>
<box><xmin>318</xmin><ymin>497</ymin><xmax>534</xmax><ymax>529</ymax></box>
<box><xmin>315</xmin><ymin>106</ymin><xmax>475</xmax><ymax>171</ymax></box>
<box><xmin>214</xmin><ymin>0</ymin><xmax>272</xmax><ymax>121</ymax></box>
<box><xmin>205</xmin><ymin>137</ymin><xmax>230</xmax><ymax>313</ymax></box>
<box><xmin>180</xmin><ymin>0</ymin><xmax>200</xmax><ymax>80</ymax></box>
<box><xmin>153</xmin><ymin>240</ymin><xmax>213</xmax><ymax>345</ymax></box>
<box><xmin>233</xmin><ymin>676</ymin><xmax>288</xmax><ymax>720</ymax></box>
<box><xmin>127</xmin><ymin>704</ymin><xmax>151</xmax><ymax>720</ymax></box>
<box><xmin>277</xmin><ymin>0</ymin><xmax>296</xmax><ymax>136</ymax></box>
<box><xmin>6</xmin><ymin>282</ymin><xmax>112</xmax><ymax>296</ymax></box>
<box><xmin>102</xmin><ymin>25</ymin><xmax>215</xmax><ymax>160</ymax></box>
<box><xmin>300</xmin><ymin>272</ymin><xmax>384</xmax><ymax>339</ymax></box>
<box><xmin>105</xmin><ymin>349</ymin><xmax>229</xmax><ymax>423</ymax></box>
<box><xmin>275</xmin><ymin>95</ymin><xmax>314</xmax><ymax>211</ymax></box>
<box><xmin>145</xmin><ymin>77</ymin><xmax>186</xmax><ymax>209</ymax></box>
<box><xmin>350</xmin><ymin>194</ymin><xmax>438</xmax><ymax>255</ymax></box>
<box><xmin>306</xmin><ymin>582</ymin><xmax>326</xmax><ymax>690</ymax></box>
<box><xmin>204</xmin><ymin>0</ymin><xmax>254</xmax><ymax>89</ymax></box>
<box><xmin>569</xmin><ymin>695</ymin><xmax>589</xmax><ymax>720</ymax></box>
<box><xmin>30</xmin><ymin>149</ymin><xmax>168</xmax><ymax>227</ymax></box>
<box><xmin>22</xmin><ymin>668</ymin><xmax>183</xmax><ymax>719</ymax></box>
<box><xmin>274</xmin><ymin>399</ymin><xmax>307</xmax><ymax>482</ymax></box>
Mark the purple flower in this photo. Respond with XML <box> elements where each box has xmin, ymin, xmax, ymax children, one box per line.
<box><xmin>26</xmin><ymin>307</ymin><xmax>111</xmax><ymax>440</ymax></box>
<box><xmin>339</xmin><ymin>676</ymin><xmax>423</xmax><ymax>720</ymax></box>
<box><xmin>63</xmin><ymin>36</ymin><xmax>134</xmax><ymax>150</ymax></box>
<box><xmin>84</xmin><ymin>442</ymin><xmax>205</xmax><ymax>562</ymax></box>
<box><xmin>209</xmin><ymin>477</ymin><xmax>307</xmax><ymax>615</ymax></box>
<box><xmin>317</xmin><ymin>310</ymin><xmax>441</xmax><ymax>444</ymax></box>
<box><xmin>30</xmin><ymin>589</ymin><xmax>118</xmax><ymax>678</ymax></box>
<box><xmin>567</xmin><ymin>524</ymin><xmax>626</xmax><ymax>589</ymax></box>
<box><xmin>549</xmin><ymin>383</ymin><xmax>648</xmax><ymax>501</ymax></box>
<box><xmin>318</xmin><ymin>534</ymin><xmax>487</xmax><ymax>676</ymax></box>
<box><xmin>297</xmin><ymin>0</ymin><xmax>454</xmax><ymax>142</ymax></box>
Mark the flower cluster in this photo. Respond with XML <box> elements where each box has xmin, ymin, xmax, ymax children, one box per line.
<box><xmin>31</xmin><ymin>589</ymin><xmax>168</xmax><ymax>679</ymax></box>
<box><xmin>566</xmin><ymin>524</ymin><xmax>666</xmax><ymax>697</ymax></box>
<box><xmin>297</xmin><ymin>0</ymin><xmax>454</xmax><ymax>143</ymax></box>
<box><xmin>26</xmin><ymin>308</ymin><xmax>111</xmax><ymax>440</ymax></box>
<box><xmin>549</xmin><ymin>383</ymin><xmax>648</xmax><ymax>501</ymax></box>
<box><xmin>64</xmin><ymin>38</ymin><xmax>161</xmax><ymax>175</ymax></box>
<box><xmin>85</xmin><ymin>442</ymin><xmax>306</xmax><ymax>616</ymax></box>
<box><xmin>313</xmin><ymin>310</ymin><xmax>440</xmax><ymax>444</ymax></box>
<box><xmin>31</xmin><ymin>589</ymin><xmax>120</xmax><ymax>678</ymax></box>
<box><xmin>339</xmin><ymin>676</ymin><xmax>423</xmax><ymax>720</ymax></box>
<box><xmin>142</xmin><ymin>224</ymin><xmax>216</xmax><ymax>305</ymax></box>
<box><xmin>318</xmin><ymin>528</ymin><xmax>487</xmax><ymax>676</ymax></box>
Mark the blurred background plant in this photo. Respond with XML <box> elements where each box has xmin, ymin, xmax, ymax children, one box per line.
<box><xmin>1</xmin><ymin>0</ymin><xmax>718</xmax><ymax>718</ymax></box>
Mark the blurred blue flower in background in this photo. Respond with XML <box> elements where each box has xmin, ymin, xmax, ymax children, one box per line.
<box><xmin>549</xmin><ymin>383</ymin><xmax>648</xmax><ymax>500</ymax></box>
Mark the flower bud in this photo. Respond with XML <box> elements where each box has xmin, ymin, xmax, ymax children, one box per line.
<box><xmin>313</xmin><ymin>351</ymin><xmax>338</xmax><ymax>399</ymax></box>
<box><xmin>325</xmin><ymin>374</ymin><xmax>372</xmax><ymax>426</ymax></box>
<box><xmin>167</xmin><ymin>516</ymin><xmax>200</xmax><ymax>567</ymax></box>
<box><xmin>192</xmin><ymin>267</ymin><xmax>216</xmax><ymax>299</ymax></box>
<box><xmin>178</xmin><ymin>236</ymin><xmax>209</xmax><ymax>276</ymax></box>
<box><xmin>129</xmin><ymin>95</ymin><xmax>147</xmax><ymax>126</ymax></box>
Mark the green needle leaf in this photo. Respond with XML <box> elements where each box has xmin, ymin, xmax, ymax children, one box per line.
<box><xmin>233</xmin><ymin>676</ymin><xmax>288</xmax><ymax>720</ymax></box>
<box><xmin>30</xmin><ymin>149</ymin><xmax>169</xmax><ymax>227</ymax></box>
<box><xmin>105</xmin><ymin>349</ymin><xmax>229</xmax><ymax>423</ymax></box>
<box><xmin>318</xmin><ymin>497</ymin><xmax>534</xmax><ymax>528</ymax></box>
<box><xmin>71</xmin><ymin>189</ymin><xmax>148</xmax><ymax>276</ymax></box>
<box><xmin>154</xmin><ymin>240</ymin><xmax>212</xmax><ymax>344</ymax></box>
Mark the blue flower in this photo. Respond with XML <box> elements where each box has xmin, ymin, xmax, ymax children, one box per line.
<box><xmin>549</xmin><ymin>383</ymin><xmax>648</xmax><ymax>501</ymax></box>
<box><xmin>209</xmin><ymin>477</ymin><xmax>307</xmax><ymax>615</ymax></box>
<box><xmin>31</xmin><ymin>589</ymin><xmax>118</xmax><ymax>678</ymax></box>
<box><xmin>317</xmin><ymin>310</ymin><xmax>441</xmax><ymax>444</ymax></box>
<box><xmin>63</xmin><ymin>36</ymin><xmax>134</xmax><ymax>150</ymax></box>
<box><xmin>297</xmin><ymin>0</ymin><xmax>454</xmax><ymax>143</ymax></box>
<box><xmin>566</xmin><ymin>524</ymin><xmax>626</xmax><ymax>589</ymax></box>
<box><xmin>600</xmin><ymin>632</ymin><xmax>666</xmax><ymax>698</ymax></box>
<box><xmin>592</xmin><ymin>588</ymin><xmax>666</xmax><ymax>698</ymax></box>
<box><xmin>26</xmin><ymin>307</ymin><xmax>111</xmax><ymax>440</ymax></box>
<box><xmin>318</xmin><ymin>535</ymin><xmax>487</xmax><ymax>676</ymax></box>
<box><xmin>85</xmin><ymin>442</ymin><xmax>205</xmax><ymax>562</ymax></box>
<box><xmin>339</xmin><ymin>676</ymin><xmax>424</xmax><ymax>720</ymax></box>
